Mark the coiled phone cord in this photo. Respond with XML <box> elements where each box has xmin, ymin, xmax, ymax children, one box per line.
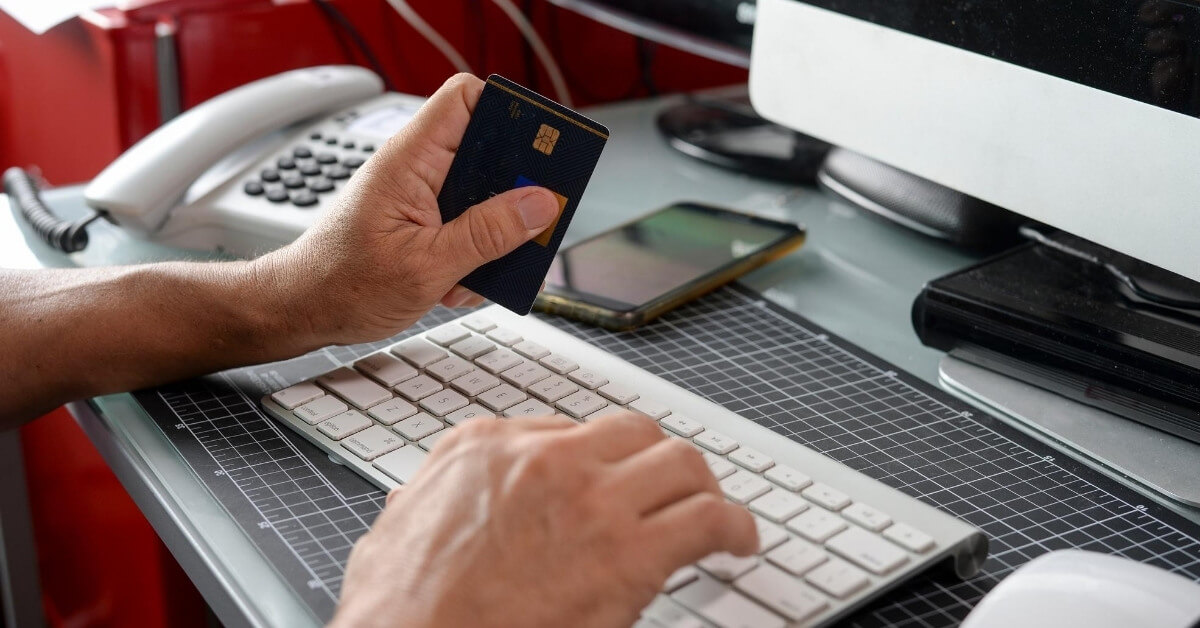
<box><xmin>3</xmin><ymin>167</ymin><xmax>106</xmax><ymax>253</ymax></box>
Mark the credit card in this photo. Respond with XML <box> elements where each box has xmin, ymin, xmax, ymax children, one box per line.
<box><xmin>438</xmin><ymin>74</ymin><xmax>609</xmax><ymax>314</ymax></box>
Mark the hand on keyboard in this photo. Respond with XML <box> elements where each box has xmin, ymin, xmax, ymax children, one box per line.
<box><xmin>253</xmin><ymin>73</ymin><xmax>561</xmax><ymax>347</ymax></box>
<box><xmin>331</xmin><ymin>412</ymin><xmax>758</xmax><ymax>628</ymax></box>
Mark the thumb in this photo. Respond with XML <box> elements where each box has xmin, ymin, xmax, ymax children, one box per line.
<box><xmin>435</xmin><ymin>187</ymin><xmax>561</xmax><ymax>273</ymax></box>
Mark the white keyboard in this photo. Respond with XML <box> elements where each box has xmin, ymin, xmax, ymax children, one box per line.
<box><xmin>261</xmin><ymin>306</ymin><xmax>988</xmax><ymax>627</ymax></box>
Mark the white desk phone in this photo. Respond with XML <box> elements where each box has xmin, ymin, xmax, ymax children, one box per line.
<box><xmin>83</xmin><ymin>65</ymin><xmax>426</xmax><ymax>257</ymax></box>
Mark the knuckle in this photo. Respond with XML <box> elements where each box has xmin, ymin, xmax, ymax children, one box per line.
<box><xmin>466</xmin><ymin>205</ymin><xmax>515</xmax><ymax>261</ymax></box>
<box><xmin>442</xmin><ymin>72</ymin><xmax>478</xmax><ymax>91</ymax></box>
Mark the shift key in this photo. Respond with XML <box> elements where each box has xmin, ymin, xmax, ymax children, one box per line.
<box><xmin>318</xmin><ymin>367</ymin><xmax>392</xmax><ymax>409</ymax></box>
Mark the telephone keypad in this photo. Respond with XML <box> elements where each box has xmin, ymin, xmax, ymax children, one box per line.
<box><xmin>293</xmin><ymin>146</ymin><xmax>313</xmax><ymax>158</ymax></box>
<box><xmin>299</xmin><ymin>162</ymin><xmax>322</xmax><ymax>176</ymax></box>
<box><xmin>281</xmin><ymin>173</ymin><xmax>305</xmax><ymax>188</ymax></box>
<box><xmin>316</xmin><ymin>152</ymin><xmax>338</xmax><ymax>164</ymax></box>
<box><xmin>260</xmin><ymin>168</ymin><xmax>281</xmax><ymax>182</ymax></box>
<box><xmin>343</xmin><ymin>156</ymin><xmax>365</xmax><ymax>168</ymax></box>
<box><xmin>266</xmin><ymin>188</ymin><xmax>289</xmax><ymax>203</ymax></box>
<box><xmin>327</xmin><ymin>165</ymin><xmax>352</xmax><ymax>180</ymax></box>
<box><xmin>244</xmin><ymin>181</ymin><xmax>264</xmax><ymax>196</ymax></box>
<box><xmin>277</xmin><ymin>156</ymin><xmax>296</xmax><ymax>170</ymax></box>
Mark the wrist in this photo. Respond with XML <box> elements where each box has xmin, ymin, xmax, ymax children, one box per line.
<box><xmin>239</xmin><ymin>251</ymin><xmax>328</xmax><ymax>356</ymax></box>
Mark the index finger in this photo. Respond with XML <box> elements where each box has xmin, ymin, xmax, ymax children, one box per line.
<box><xmin>389</xmin><ymin>73</ymin><xmax>484</xmax><ymax>195</ymax></box>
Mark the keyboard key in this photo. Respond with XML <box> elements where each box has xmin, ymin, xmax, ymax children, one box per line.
<box><xmin>372</xmin><ymin>446</ymin><xmax>427</xmax><ymax>484</ymax></box>
<box><xmin>883</xmin><ymin>523</ymin><xmax>935</xmax><ymax>553</ymax></box>
<box><xmin>367</xmin><ymin>398</ymin><xmax>419</xmax><ymax>426</ymax></box>
<box><xmin>391</xmin><ymin>338</ymin><xmax>447</xmax><ymax>368</ymax></box>
<box><xmin>699</xmin><ymin>553</ymin><xmax>759</xmax><ymax>581</ymax></box>
<box><xmin>661</xmin><ymin>414</ymin><xmax>704</xmax><ymax>437</ymax></box>
<box><xmin>450</xmin><ymin>371</ymin><xmax>500</xmax><ymax>397</ymax></box>
<box><xmin>512</xmin><ymin>340</ymin><xmax>550</xmax><ymax>360</ymax></box>
<box><xmin>341</xmin><ymin>425</ymin><xmax>405</xmax><ymax>461</ymax></box>
<box><xmin>354</xmin><ymin>352</ymin><xmax>418</xmax><ymax>386</ymax></box>
<box><xmin>703</xmin><ymin>452</ymin><xmax>737</xmax><ymax>480</ymax></box>
<box><xmin>555</xmin><ymin>390</ymin><xmax>608</xmax><ymax>419</ymax></box>
<box><xmin>418</xmin><ymin>390</ymin><xmax>469</xmax><ymax>417</ymax></box>
<box><xmin>694</xmin><ymin>430</ymin><xmax>738</xmax><ymax>455</ymax></box>
<box><xmin>567</xmin><ymin>368</ymin><xmax>608</xmax><ymax>390</ymax></box>
<box><xmin>485</xmin><ymin>327</ymin><xmax>523</xmax><ymax>346</ymax></box>
<box><xmin>629</xmin><ymin>398</ymin><xmax>670</xmax><ymax>419</ymax></box>
<box><xmin>317</xmin><ymin>410</ymin><xmax>372</xmax><ymax>440</ymax></box>
<box><xmin>786</xmin><ymin>509</ymin><xmax>846</xmax><ymax>543</ymax></box>
<box><xmin>418</xmin><ymin>429</ymin><xmax>450</xmax><ymax>452</ymax></box>
<box><xmin>528</xmin><ymin>375</ymin><xmax>579</xmax><ymax>403</ymax></box>
<box><xmin>583</xmin><ymin>405</ymin><xmax>629</xmax><ymax>422</ymax></box>
<box><xmin>504</xmin><ymin>399</ymin><xmax>555</xmax><ymax>418</ymax></box>
<box><xmin>734</xmin><ymin>564</ymin><xmax>828</xmax><ymax>623</ymax></box>
<box><xmin>475</xmin><ymin>348</ymin><xmax>524</xmax><ymax>374</ymax></box>
<box><xmin>445</xmin><ymin>404</ymin><xmax>495</xmax><ymax>425</ymax></box>
<box><xmin>294</xmin><ymin>395</ymin><xmax>348</xmax><ymax>425</ymax></box>
<box><xmin>720</xmin><ymin>471</ymin><xmax>772</xmax><ymax>504</ymax></box>
<box><xmin>826</xmin><ymin>526</ymin><xmax>909</xmax><ymax>575</ymax></box>
<box><xmin>801</xmin><ymin>483</ymin><xmax>851</xmax><ymax>511</ymax></box>
<box><xmin>500</xmin><ymin>362</ymin><xmax>552</xmax><ymax>389</ymax></box>
<box><xmin>317</xmin><ymin>367</ymin><xmax>392</xmax><ymax>410</ymax></box>
<box><xmin>540</xmin><ymin>354</ymin><xmax>578</xmax><ymax>374</ymax></box>
<box><xmin>729</xmin><ymin>447</ymin><xmax>774</xmax><ymax>473</ymax></box>
<box><xmin>642</xmin><ymin>596</ymin><xmax>704</xmax><ymax>628</ymax></box>
<box><xmin>598</xmin><ymin>382</ymin><xmax>639</xmax><ymax>405</ymax></box>
<box><xmin>395</xmin><ymin>374</ymin><xmax>442</xmax><ymax>401</ymax></box>
<box><xmin>426</xmin><ymin>356</ymin><xmax>475</xmax><ymax>383</ymax></box>
<box><xmin>749</xmin><ymin>489</ymin><xmax>809</xmax><ymax>523</ymax></box>
<box><xmin>271</xmin><ymin>381</ymin><xmax>323</xmax><ymax>409</ymax></box>
<box><xmin>426</xmin><ymin>324</ymin><xmax>471</xmax><ymax>346</ymax></box>
<box><xmin>459</xmin><ymin>315</ymin><xmax>496</xmax><ymax>333</ymax></box>
<box><xmin>842</xmin><ymin>502</ymin><xmax>892</xmax><ymax>532</ymax></box>
<box><xmin>476</xmin><ymin>384</ymin><xmax>527</xmax><ymax>411</ymax></box>
<box><xmin>764</xmin><ymin>465</ymin><xmax>812</xmax><ymax>492</ymax></box>
<box><xmin>673</xmin><ymin>576</ymin><xmax>785</xmax><ymax>628</ymax></box>
<box><xmin>754</xmin><ymin>516</ymin><xmax>789</xmax><ymax>553</ymax></box>
<box><xmin>804</xmin><ymin>559</ymin><xmax>869</xmax><ymax>599</ymax></box>
<box><xmin>394</xmin><ymin>413</ymin><xmax>445</xmax><ymax>442</ymax></box>
<box><xmin>449</xmin><ymin>335</ymin><xmax>496</xmax><ymax>360</ymax></box>
<box><xmin>663</xmin><ymin>566</ymin><xmax>700</xmax><ymax>592</ymax></box>
<box><xmin>766</xmin><ymin>538</ymin><xmax>828</xmax><ymax>576</ymax></box>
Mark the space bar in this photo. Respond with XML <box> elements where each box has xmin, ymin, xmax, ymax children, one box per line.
<box><xmin>372</xmin><ymin>447</ymin><xmax>428</xmax><ymax>484</ymax></box>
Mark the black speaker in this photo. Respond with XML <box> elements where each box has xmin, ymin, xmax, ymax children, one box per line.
<box><xmin>817</xmin><ymin>148</ymin><xmax>1027</xmax><ymax>253</ymax></box>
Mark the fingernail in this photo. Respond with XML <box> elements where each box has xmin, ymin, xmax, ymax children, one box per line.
<box><xmin>517</xmin><ymin>190</ymin><xmax>559</xmax><ymax>230</ymax></box>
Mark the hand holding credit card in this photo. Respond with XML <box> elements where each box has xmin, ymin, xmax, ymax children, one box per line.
<box><xmin>438</xmin><ymin>74</ymin><xmax>609</xmax><ymax>314</ymax></box>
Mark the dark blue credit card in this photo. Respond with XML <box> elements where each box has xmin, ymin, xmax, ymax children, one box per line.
<box><xmin>437</xmin><ymin>74</ymin><xmax>609</xmax><ymax>315</ymax></box>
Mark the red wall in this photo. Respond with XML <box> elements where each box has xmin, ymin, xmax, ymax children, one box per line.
<box><xmin>0</xmin><ymin>0</ymin><xmax>747</xmax><ymax>185</ymax></box>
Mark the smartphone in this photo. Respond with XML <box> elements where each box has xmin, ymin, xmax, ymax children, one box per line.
<box><xmin>534</xmin><ymin>202</ymin><xmax>805</xmax><ymax>330</ymax></box>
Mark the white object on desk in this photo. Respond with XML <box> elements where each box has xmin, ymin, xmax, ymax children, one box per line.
<box><xmin>84</xmin><ymin>66</ymin><xmax>425</xmax><ymax>257</ymax></box>
<box><xmin>962</xmin><ymin>550</ymin><xmax>1200</xmax><ymax>628</ymax></box>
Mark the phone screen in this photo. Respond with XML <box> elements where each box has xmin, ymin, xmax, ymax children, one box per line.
<box><xmin>543</xmin><ymin>203</ymin><xmax>799</xmax><ymax>311</ymax></box>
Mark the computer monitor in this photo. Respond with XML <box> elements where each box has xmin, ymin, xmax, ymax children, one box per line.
<box><xmin>750</xmin><ymin>1</ymin><xmax>1200</xmax><ymax>283</ymax></box>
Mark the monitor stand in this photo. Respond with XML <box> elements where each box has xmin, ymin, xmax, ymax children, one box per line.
<box><xmin>940</xmin><ymin>353</ymin><xmax>1200</xmax><ymax>514</ymax></box>
<box><xmin>656</xmin><ymin>92</ymin><xmax>832</xmax><ymax>184</ymax></box>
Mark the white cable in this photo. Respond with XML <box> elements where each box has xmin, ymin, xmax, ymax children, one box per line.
<box><xmin>490</xmin><ymin>0</ymin><xmax>574</xmax><ymax>108</ymax></box>
<box><xmin>384</xmin><ymin>0</ymin><xmax>474</xmax><ymax>75</ymax></box>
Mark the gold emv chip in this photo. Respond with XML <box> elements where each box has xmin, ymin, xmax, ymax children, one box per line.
<box><xmin>533</xmin><ymin>123</ymin><xmax>560</xmax><ymax>155</ymax></box>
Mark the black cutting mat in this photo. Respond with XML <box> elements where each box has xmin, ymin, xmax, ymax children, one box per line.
<box><xmin>134</xmin><ymin>283</ymin><xmax>1200</xmax><ymax>626</ymax></box>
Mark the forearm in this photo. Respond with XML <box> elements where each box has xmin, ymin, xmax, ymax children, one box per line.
<box><xmin>0</xmin><ymin>259</ymin><xmax>322</xmax><ymax>427</ymax></box>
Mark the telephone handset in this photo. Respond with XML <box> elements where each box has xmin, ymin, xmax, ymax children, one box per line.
<box><xmin>82</xmin><ymin>65</ymin><xmax>427</xmax><ymax>257</ymax></box>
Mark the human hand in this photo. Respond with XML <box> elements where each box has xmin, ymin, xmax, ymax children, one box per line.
<box><xmin>254</xmin><ymin>73</ymin><xmax>562</xmax><ymax>348</ymax></box>
<box><xmin>331</xmin><ymin>413</ymin><xmax>758</xmax><ymax>628</ymax></box>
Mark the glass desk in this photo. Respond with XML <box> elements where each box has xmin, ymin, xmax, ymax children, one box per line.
<box><xmin>2</xmin><ymin>93</ymin><xmax>978</xmax><ymax>627</ymax></box>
